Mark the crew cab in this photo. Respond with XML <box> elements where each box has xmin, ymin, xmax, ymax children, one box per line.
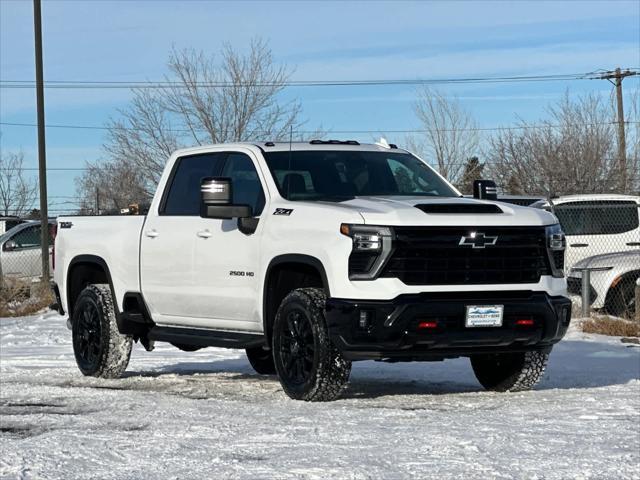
<box><xmin>53</xmin><ymin>141</ymin><xmax>571</xmax><ymax>401</ymax></box>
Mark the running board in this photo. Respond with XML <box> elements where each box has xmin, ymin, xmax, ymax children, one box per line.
<box><xmin>147</xmin><ymin>326</ymin><xmax>265</xmax><ymax>349</ymax></box>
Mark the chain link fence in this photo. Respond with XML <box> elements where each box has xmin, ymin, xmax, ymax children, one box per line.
<box><xmin>547</xmin><ymin>198</ymin><xmax>640</xmax><ymax>321</ymax></box>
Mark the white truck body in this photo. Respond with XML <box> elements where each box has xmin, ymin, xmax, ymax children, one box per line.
<box><xmin>55</xmin><ymin>142</ymin><xmax>565</xmax><ymax>333</ymax></box>
<box><xmin>52</xmin><ymin>141</ymin><xmax>572</xmax><ymax>400</ymax></box>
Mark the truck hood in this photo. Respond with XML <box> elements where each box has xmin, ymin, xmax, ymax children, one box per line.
<box><xmin>324</xmin><ymin>196</ymin><xmax>557</xmax><ymax>227</ymax></box>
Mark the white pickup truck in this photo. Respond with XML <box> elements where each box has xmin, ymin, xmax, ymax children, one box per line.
<box><xmin>53</xmin><ymin>140</ymin><xmax>571</xmax><ymax>401</ymax></box>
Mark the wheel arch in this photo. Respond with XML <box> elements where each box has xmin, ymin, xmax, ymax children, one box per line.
<box><xmin>604</xmin><ymin>269</ymin><xmax>640</xmax><ymax>313</ymax></box>
<box><xmin>66</xmin><ymin>255</ymin><xmax>115</xmax><ymax>317</ymax></box>
<box><xmin>262</xmin><ymin>254</ymin><xmax>330</xmax><ymax>346</ymax></box>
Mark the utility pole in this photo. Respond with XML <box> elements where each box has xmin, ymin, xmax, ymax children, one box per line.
<box><xmin>33</xmin><ymin>0</ymin><xmax>50</xmax><ymax>283</ymax></box>
<box><xmin>596</xmin><ymin>68</ymin><xmax>638</xmax><ymax>192</ymax></box>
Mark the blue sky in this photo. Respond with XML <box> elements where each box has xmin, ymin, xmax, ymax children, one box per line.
<box><xmin>1</xmin><ymin>0</ymin><xmax>639</xmax><ymax>213</ymax></box>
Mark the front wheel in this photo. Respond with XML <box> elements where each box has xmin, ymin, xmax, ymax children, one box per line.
<box><xmin>272</xmin><ymin>288</ymin><xmax>351</xmax><ymax>401</ymax></box>
<box><xmin>72</xmin><ymin>284</ymin><xmax>132</xmax><ymax>378</ymax></box>
<box><xmin>470</xmin><ymin>350</ymin><xmax>549</xmax><ymax>392</ymax></box>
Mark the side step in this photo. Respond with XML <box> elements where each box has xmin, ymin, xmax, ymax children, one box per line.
<box><xmin>147</xmin><ymin>326</ymin><xmax>265</xmax><ymax>349</ymax></box>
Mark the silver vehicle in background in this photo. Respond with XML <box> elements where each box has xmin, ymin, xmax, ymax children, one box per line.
<box><xmin>567</xmin><ymin>251</ymin><xmax>639</xmax><ymax>319</ymax></box>
<box><xmin>0</xmin><ymin>220</ymin><xmax>55</xmax><ymax>280</ymax></box>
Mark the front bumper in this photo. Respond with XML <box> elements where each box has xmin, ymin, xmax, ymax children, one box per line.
<box><xmin>325</xmin><ymin>291</ymin><xmax>572</xmax><ymax>361</ymax></box>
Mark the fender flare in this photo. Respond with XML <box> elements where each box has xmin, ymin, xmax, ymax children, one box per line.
<box><xmin>262</xmin><ymin>254</ymin><xmax>330</xmax><ymax>339</ymax></box>
<box><xmin>66</xmin><ymin>254</ymin><xmax>119</xmax><ymax>317</ymax></box>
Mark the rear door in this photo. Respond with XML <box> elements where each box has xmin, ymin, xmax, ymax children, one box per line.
<box><xmin>554</xmin><ymin>200</ymin><xmax>640</xmax><ymax>270</ymax></box>
<box><xmin>140</xmin><ymin>152</ymin><xmax>225</xmax><ymax>321</ymax></box>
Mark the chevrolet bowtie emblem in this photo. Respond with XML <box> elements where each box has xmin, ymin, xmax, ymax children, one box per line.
<box><xmin>459</xmin><ymin>232</ymin><xmax>498</xmax><ymax>249</ymax></box>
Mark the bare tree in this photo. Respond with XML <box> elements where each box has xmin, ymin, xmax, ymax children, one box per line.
<box><xmin>625</xmin><ymin>88</ymin><xmax>640</xmax><ymax>193</ymax></box>
<box><xmin>75</xmin><ymin>38</ymin><xmax>307</xmax><ymax>208</ymax></box>
<box><xmin>0</xmin><ymin>151</ymin><xmax>37</xmax><ymax>217</ymax></box>
<box><xmin>487</xmin><ymin>93</ymin><xmax>627</xmax><ymax>196</ymax></box>
<box><xmin>407</xmin><ymin>88</ymin><xmax>480</xmax><ymax>185</ymax></box>
<box><xmin>458</xmin><ymin>156</ymin><xmax>485</xmax><ymax>195</ymax></box>
<box><xmin>75</xmin><ymin>157</ymin><xmax>150</xmax><ymax>214</ymax></box>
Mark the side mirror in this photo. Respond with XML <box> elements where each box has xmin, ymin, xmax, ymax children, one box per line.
<box><xmin>3</xmin><ymin>240</ymin><xmax>18</xmax><ymax>252</ymax></box>
<box><xmin>473</xmin><ymin>179</ymin><xmax>498</xmax><ymax>201</ymax></box>
<box><xmin>200</xmin><ymin>177</ymin><xmax>252</xmax><ymax>219</ymax></box>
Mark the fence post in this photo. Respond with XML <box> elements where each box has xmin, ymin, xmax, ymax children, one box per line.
<box><xmin>635</xmin><ymin>279</ymin><xmax>639</xmax><ymax>323</ymax></box>
<box><xmin>581</xmin><ymin>269</ymin><xmax>591</xmax><ymax>318</ymax></box>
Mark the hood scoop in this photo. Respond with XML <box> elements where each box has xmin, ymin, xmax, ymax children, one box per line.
<box><xmin>415</xmin><ymin>203</ymin><xmax>503</xmax><ymax>214</ymax></box>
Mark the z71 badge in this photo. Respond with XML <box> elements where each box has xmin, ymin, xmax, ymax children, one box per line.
<box><xmin>273</xmin><ymin>208</ymin><xmax>293</xmax><ymax>216</ymax></box>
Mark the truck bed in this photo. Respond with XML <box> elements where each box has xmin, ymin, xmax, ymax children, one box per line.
<box><xmin>54</xmin><ymin>215</ymin><xmax>146</xmax><ymax>313</ymax></box>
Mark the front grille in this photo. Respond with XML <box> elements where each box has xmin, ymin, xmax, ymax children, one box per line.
<box><xmin>381</xmin><ymin>227</ymin><xmax>551</xmax><ymax>285</ymax></box>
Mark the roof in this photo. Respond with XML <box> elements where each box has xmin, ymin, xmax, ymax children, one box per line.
<box><xmin>551</xmin><ymin>193</ymin><xmax>640</xmax><ymax>204</ymax></box>
<box><xmin>173</xmin><ymin>141</ymin><xmax>410</xmax><ymax>157</ymax></box>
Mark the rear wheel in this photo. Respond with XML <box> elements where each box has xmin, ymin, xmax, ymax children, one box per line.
<box><xmin>605</xmin><ymin>278</ymin><xmax>638</xmax><ymax>320</ymax></box>
<box><xmin>72</xmin><ymin>284</ymin><xmax>132</xmax><ymax>378</ymax></box>
<box><xmin>272</xmin><ymin>288</ymin><xmax>351</xmax><ymax>401</ymax></box>
<box><xmin>246</xmin><ymin>346</ymin><xmax>276</xmax><ymax>375</ymax></box>
<box><xmin>470</xmin><ymin>350</ymin><xmax>549</xmax><ymax>392</ymax></box>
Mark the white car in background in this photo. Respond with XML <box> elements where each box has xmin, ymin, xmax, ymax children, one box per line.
<box><xmin>0</xmin><ymin>220</ymin><xmax>55</xmax><ymax>280</ymax></box>
<box><xmin>532</xmin><ymin>194</ymin><xmax>640</xmax><ymax>271</ymax></box>
<box><xmin>567</xmin><ymin>250</ymin><xmax>639</xmax><ymax>318</ymax></box>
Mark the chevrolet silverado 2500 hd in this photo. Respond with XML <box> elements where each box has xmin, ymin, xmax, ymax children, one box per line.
<box><xmin>53</xmin><ymin>141</ymin><xmax>571</xmax><ymax>401</ymax></box>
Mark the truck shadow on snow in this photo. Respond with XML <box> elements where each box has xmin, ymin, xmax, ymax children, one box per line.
<box><xmin>116</xmin><ymin>338</ymin><xmax>639</xmax><ymax>400</ymax></box>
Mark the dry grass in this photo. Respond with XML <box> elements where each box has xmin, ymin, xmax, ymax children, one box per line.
<box><xmin>582</xmin><ymin>315</ymin><xmax>640</xmax><ymax>337</ymax></box>
<box><xmin>0</xmin><ymin>278</ymin><xmax>54</xmax><ymax>318</ymax></box>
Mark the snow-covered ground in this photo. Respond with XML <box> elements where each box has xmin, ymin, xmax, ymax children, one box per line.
<box><xmin>1</xmin><ymin>312</ymin><xmax>639</xmax><ymax>480</ymax></box>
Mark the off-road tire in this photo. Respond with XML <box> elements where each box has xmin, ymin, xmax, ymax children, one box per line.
<box><xmin>246</xmin><ymin>346</ymin><xmax>276</xmax><ymax>375</ymax></box>
<box><xmin>470</xmin><ymin>350</ymin><xmax>549</xmax><ymax>392</ymax></box>
<box><xmin>272</xmin><ymin>288</ymin><xmax>351</xmax><ymax>401</ymax></box>
<box><xmin>72</xmin><ymin>284</ymin><xmax>132</xmax><ymax>378</ymax></box>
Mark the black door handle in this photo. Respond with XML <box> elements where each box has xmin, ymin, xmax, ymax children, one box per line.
<box><xmin>626</xmin><ymin>242</ymin><xmax>640</xmax><ymax>247</ymax></box>
<box><xmin>570</xmin><ymin>243</ymin><xmax>588</xmax><ymax>248</ymax></box>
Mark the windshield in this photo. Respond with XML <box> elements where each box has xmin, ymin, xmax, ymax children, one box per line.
<box><xmin>263</xmin><ymin>150</ymin><xmax>458</xmax><ymax>201</ymax></box>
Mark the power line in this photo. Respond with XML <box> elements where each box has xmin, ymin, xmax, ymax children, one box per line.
<box><xmin>0</xmin><ymin>71</ymin><xmax>623</xmax><ymax>89</ymax></box>
<box><xmin>2</xmin><ymin>121</ymin><xmax>637</xmax><ymax>135</ymax></box>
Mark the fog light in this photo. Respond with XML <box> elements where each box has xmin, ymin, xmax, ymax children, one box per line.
<box><xmin>418</xmin><ymin>321</ymin><xmax>438</xmax><ymax>329</ymax></box>
<box><xmin>515</xmin><ymin>318</ymin><xmax>534</xmax><ymax>326</ymax></box>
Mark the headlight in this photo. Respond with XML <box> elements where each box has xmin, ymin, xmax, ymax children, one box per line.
<box><xmin>545</xmin><ymin>224</ymin><xmax>566</xmax><ymax>278</ymax></box>
<box><xmin>341</xmin><ymin>224</ymin><xmax>394</xmax><ymax>280</ymax></box>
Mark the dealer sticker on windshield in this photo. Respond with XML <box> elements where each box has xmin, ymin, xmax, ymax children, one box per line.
<box><xmin>465</xmin><ymin>305</ymin><xmax>504</xmax><ymax>328</ymax></box>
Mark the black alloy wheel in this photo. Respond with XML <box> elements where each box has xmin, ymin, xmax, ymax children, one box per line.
<box><xmin>278</xmin><ymin>309</ymin><xmax>315</xmax><ymax>385</ymax></box>
<box><xmin>73</xmin><ymin>297</ymin><xmax>104</xmax><ymax>373</ymax></box>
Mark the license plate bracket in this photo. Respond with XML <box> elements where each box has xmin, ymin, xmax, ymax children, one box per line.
<box><xmin>465</xmin><ymin>305</ymin><xmax>504</xmax><ymax>328</ymax></box>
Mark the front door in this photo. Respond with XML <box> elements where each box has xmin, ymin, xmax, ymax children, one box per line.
<box><xmin>189</xmin><ymin>151</ymin><xmax>267</xmax><ymax>331</ymax></box>
<box><xmin>140</xmin><ymin>152</ymin><xmax>225</xmax><ymax>322</ymax></box>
